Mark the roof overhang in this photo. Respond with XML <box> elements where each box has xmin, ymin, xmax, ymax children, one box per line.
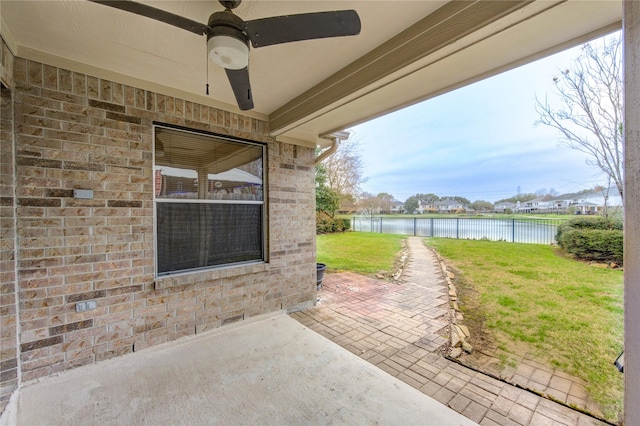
<box><xmin>0</xmin><ymin>0</ymin><xmax>622</xmax><ymax>147</ymax></box>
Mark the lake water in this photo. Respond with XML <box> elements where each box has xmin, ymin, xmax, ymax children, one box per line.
<box><xmin>351</xmin><ymin>217</ymin><xmax>561</xmax><ymax>244</ymax></box>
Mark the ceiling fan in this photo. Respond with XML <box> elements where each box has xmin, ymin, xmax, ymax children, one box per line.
<box><xmin>88</xmin><ymin>0</ymin><xmax>361</xmax><ymax>111</ymax></box>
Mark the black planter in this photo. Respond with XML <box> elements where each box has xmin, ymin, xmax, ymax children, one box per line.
<box><xmin>316</xmin><ymin>263</ymin><xmax>327</xmax><ymax>290</ymax></box>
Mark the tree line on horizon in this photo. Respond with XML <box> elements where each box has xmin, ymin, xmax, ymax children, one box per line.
<box><xmin>353</xmin><ymin>187</ymin><xmax>606</xmax><ymax>215</ymax></box>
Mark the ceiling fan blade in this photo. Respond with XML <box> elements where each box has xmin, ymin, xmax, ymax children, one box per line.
<box><xmin>225</xmin><ymin>67</ymin><xmax>254</xmax><ymax>111</ymax></box>
<box><xmin>244</xmin><ymin>10</ymin><xmax>361</xmax><ymax>48</ymax></box>
<box><xmin>87</xmin><ymin>0</ymin><xmax>209</xmax><ymax>36</ymax></box>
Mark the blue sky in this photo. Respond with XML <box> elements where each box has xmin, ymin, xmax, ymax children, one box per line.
<box><xmin>347</xmin><ymin>40</ymin><xmax>611</xmax><ymax>203</ymax></box>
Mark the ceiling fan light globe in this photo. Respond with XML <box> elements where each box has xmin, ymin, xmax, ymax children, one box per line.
<box><xmin>208</xmin><ymin>35</ymin><xmax>249</xmax><ymax>70</ymax></box>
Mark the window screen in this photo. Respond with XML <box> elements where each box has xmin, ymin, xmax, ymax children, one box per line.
<box><xmin>154</xmin><ymin>126</ymin><xmax>265</xmax><ymax>275</ymax></box>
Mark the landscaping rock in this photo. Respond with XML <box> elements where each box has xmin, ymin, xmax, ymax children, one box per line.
<box><xmin>449</xmin><ymin>347</ymin><xmax>463</xmax><ymax>358</ymax></box>
<box><xmin>435</xmin><ymin>250</ymin><xmax>474</xmax><ymax>358</ymax></box>
<box><xmin>455</xmin><ymin>324</ymin><xmax>470</xmax><ymax>338</ymax></box>
<box><xmin>393</xmin><ymin>268</ymin><xmax>403</xmax><ymax>280</ymax></box>
<box><xmin>451</xmin><ymin>331</ymin><xmax>462</xmax><ymax>348</ymax></box>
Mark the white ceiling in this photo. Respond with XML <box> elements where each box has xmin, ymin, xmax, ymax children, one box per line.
<box><xmin>0</xmin><ymin>0</ymin><xmax>622</xmax><ymax>147</ymax></box>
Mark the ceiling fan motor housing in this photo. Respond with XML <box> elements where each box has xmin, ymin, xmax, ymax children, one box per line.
<box><xmin>207</xmin><ymin>11</ymin><xmax>250</xmax><ymax>70</ymax></box>
<box><xmin>219</xmin><ymin>0</ymin><xmax>242</xmax><ymax>11</ymax></box>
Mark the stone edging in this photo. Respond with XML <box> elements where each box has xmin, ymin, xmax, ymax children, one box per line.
<box><xmin>378</xmin><ymin>239</ymin><xmax>409</xmax><ymax>283</ymax></box>
<box><xmin>432</xmin><ymin>249</ymin><xmax>473</xmax><ymax>359</ymax></box>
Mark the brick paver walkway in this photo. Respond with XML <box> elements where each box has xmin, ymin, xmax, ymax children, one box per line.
<box><xmin>459</xmin><ymin>337</ymin><xmax>602</xmax><ymax>417</ymax></box>
<box><xmin>290</xmin><ymin>237</ymin><xmax>607</xmax><ymax>426</ymax></box>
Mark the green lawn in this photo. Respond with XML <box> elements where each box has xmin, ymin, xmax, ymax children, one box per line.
<box><xmin>425</xmin><ymin>238</ymin><xmax>624</xmax><ymax>420</ymax></box>
<box><xmin>316</xmin><ymin>232</ymin><xmax>405</xmax><ymax>275</ymax></box>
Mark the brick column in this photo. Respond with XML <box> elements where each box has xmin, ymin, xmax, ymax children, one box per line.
<box><xmin>624</xmin><ymin>0</ymin><xmax>640</xmax><ymax>424</ymax></box>
<box><xmin>0</xmin><ymin>39</ymin><xmax>18</xmax><ymax>413</ymax></box>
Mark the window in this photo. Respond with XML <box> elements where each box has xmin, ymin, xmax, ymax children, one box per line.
<box><xmin>154</xmin><ymin>125</ymin><xmax>265</xmax><ymax>276</ymax></box>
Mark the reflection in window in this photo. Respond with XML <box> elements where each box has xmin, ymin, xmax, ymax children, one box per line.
<box><xmin>154</xmin><ymin>125</ymin><xmax>266</xmax><ymax>276</ymax></box>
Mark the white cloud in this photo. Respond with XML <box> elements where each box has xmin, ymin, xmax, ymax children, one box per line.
<box><xmin>348</xmin><ymin>39</ymin><xmax>613</xmax><ymax>203</ymax></box>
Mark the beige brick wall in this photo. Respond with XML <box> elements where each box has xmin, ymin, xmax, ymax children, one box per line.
<box><xmin>0</xmin><ymin>36</ymin><xmax>18</xmax><ymax>413</ymax></box>
<box><xmin>8</xmin><ymin>57</ymin><xmax>316</xmax><ymax>387</ymax></box>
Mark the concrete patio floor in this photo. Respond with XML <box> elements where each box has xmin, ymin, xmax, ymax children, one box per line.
<box><xmin>4</xmin><ymin>311</ymin><xmax>476</xmax><ymax>426</ymax></box>
<box><xmin>291</xmin><ymin>237</ymin><xmax>609</xmax><ymax>426</ymax></box>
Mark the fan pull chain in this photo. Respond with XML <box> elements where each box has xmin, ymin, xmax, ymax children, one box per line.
<box><xmin>205</xmin><ymin>40</ymin><xmax>210</xmax><ymax>96</ymax></box>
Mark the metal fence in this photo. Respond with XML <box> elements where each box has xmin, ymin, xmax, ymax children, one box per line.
<box><xmin>351</xmin><ymin>216</ymin><xmax>564</xmax><ymax>244</ymax></box>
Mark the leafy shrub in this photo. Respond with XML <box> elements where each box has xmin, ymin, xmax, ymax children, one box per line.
<box><xmin>559</xmin><ymin>229</ymin><xmax>623</xmax><ymax>263</ymax></box>
<box><xmin>571</xmin><ymin>216</ymin><xmax>621</xmax><ymax>230</ymax></box>
<box><xmin>556</xmin><ymin>216</ymin><xmax>621</xmax><ymax>241</ymax></box>
<box><xmin>316</xmin><ymin>217</ymin><xmax>351</xmax><ymax>234</ymax></box>
<box><xmin>556</xmin><ymin>217</ymin><xmax>623</xmax><ymax>264</ymax></box>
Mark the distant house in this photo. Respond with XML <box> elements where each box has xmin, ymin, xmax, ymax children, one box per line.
<box><xmin>513</xmin><ymin>187</ymin><xmax>623</xmax><ymax>214</ymax></box>
<box><xmin>516</xmin><ymin>196</ymin><xmax>552</xmax><ymax>213</ymax></box>
<box><xmin>418</xmin><ymin>201</ymin><xmax>438</xmax><ymax>214</ymax></box>
<box><xmin>578</xmin><ymin>187</ymin><xmax>623</xmax><ymax>212</ymax></box>
<box><xmin>572</xmin><ymin>201</ymin><xmax>600</xmax><ymax>214</ymax></box>
<box><xmin>494</xmin><ymin>201</ymin><xmax>516</xmax><ymax>213</ymax></box>
<box><xmin>338</xmin><ymin>197</ymin><xmax>357</xmax><ymax>215</ymax></box>
<box><xmin>548</xmin><ymin>194</ymin><xmax>576</xmax><ymax>211</ymax></box>
<box><xmin>390</xmin><ymin>201</ymin><xmax>405</xmax><ymax>214</ymax></box>
<box><xmin>528</xmin><ymin>196</ymin><xmax>551</xmax><ymax>211</ymax></box>
<box><xmin>436</xmin><ymin>199</ymin><xmax>465</xmax><ymax>213</ymax></box>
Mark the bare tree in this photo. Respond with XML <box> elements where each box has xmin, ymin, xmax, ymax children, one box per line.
<box><xmin>536</xmin><ymin>33</ymin><xmax>623</xmax><ymax>200</ymax></box>
<box><xmin>376</xmin><ymin>192</ymin><xmax>395</xmax><ymax>214</ymax></box>
<box><xmin>321</xmin><ymin>137</ymin><xmax>367</xmax><ymax>199</ymax></box>
<box><xmin>356</xmin><ymin>192</ymin><xmax>379</xmax><ymax>216</ymax></box>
